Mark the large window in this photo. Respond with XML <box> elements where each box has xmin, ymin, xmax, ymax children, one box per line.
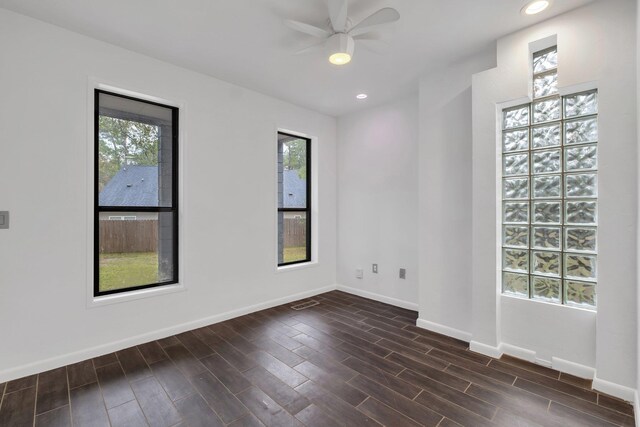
<box><xmin>277</xmin><ymin>132</ymin><xmax>311</xmax><ymax>266</ymax></box>
<box><xmin>501</xmin><ymin>47</ymin><xmax>598</xmax><ymax>309</ymax></box>
<box><xmin>95</xmin><ymin>90</ymin><xmax>178</xmax><ymax>296</ymax></box>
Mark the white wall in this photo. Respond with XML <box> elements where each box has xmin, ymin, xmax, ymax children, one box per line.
<box><xmin>0</xmin><ymin>9</ymin><xmax>337</xmax><ymax>381</ymax></box>
<box><xmin>418</xmin><ymin>51</ymin><xmax>495</xmax><ymax>340</ymax></box>
<box><xmin>472</xmin><ymin>0</ymin><xmax>637</xmax><ymax>393</ymax></box>
<box><xmin>336</xmin><ymin>96</ymin><xmax>419</xmax><ymax>309</ymax></box>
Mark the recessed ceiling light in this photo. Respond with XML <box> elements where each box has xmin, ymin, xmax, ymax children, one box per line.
<box><xmin>356</xmin><ymin>93</ymin><xmax>368</xmax><ymax>100</ymax></box>
<box><xmin>522</xmin><ymin>0</ymin><xmax>550</xmax><ymax>15</ymax></box>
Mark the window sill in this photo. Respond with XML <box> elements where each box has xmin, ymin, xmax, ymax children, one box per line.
<box><xmin>276</xmin><ymin>261</ymin><xmax>318</xmax><ymax>273</ymax></box>
<box><xmin>88</xmin><ymin>283</ymin><xmax>186</xmax><ymax>308</ymax></box>
<box><xmin>500</xmin><ymin>293</ymin><xmax>596</xmax><ymax>313</ymax></box>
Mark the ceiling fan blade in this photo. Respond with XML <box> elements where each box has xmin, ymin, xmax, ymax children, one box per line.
<box><xmin>294</xmin><ymin>41</ymin><xmax>327</xmax><ymax>55</ymax></box>
<box><xmin>353</xmin><ymin>32</ymin><xmax>382</xmax><ymax>41</ymax></box>
<box><xmin>328</xmin><ymin>0</ymin><xmax>348</xmax><ymax>32</ymax></box>
<box><xmin>285</xmin><ymin>19</ymin><xmax>331</xmax><ymax>39</ymax></box>
<box><xmin>349</xmin><ymin>7</ymin><xmax>400</xmax><ymax>37</ymax></box>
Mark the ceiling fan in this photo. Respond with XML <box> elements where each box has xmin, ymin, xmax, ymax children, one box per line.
<box><xmin>285</xmin><ymin>0</ymin><xmax>400</xmax><ymax>65</ymax></box>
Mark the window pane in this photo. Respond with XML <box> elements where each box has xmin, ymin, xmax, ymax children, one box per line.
<box><xmin>565</xmin><ymin>174</ymin><xmax>597</xmax><ymax>198</ymax></box>
<box><xmin>503</xmin><ymin>248</ymin><xmax>528</xmax><ymax>272</ymax></box>
<box><xmin>565</xmin><ymin>118</ymin><xmax>598</xmax><ymax>145</ymax></box>
<box><xmin>98</xmin><ymin>212</ymin><xmax>175</xmax><ymax>292</ymax></box>
<box><xmin>564</xmin><ymin>91</ymin><xmax>598</xmax><ymax>118</ymax></box>
<box><xmin>503</xmin><ymin>178</ymin><xmax>529</xmax><ymax>200</ymax></box>
<box><xmin>532</xmin><ymin>123</ymin><xmax>560</xmax><ymax>148</ymax></box>
<box><xmin>565</xmin><ymin>201</ymin><xmax>597</xmax><ymax>225</ymax></box>
<box><xmin>565</xmin><ymin>145</ymin><xmax>597</xmax><ymax>171</ymax></box>
<box><xmin>533</xmin><ymin>49</ymin><xmax>558</xmax><ymax>74</ymax></box>
<box><xmin>532</xmin><ymin>276</ymin><xmax>561</xmax><ymax>303</ymax></box>
<box><xmin>565</xmin><ymin>280</ymin><xmax>596</xmax><ymax>309</ymax></box>
<box><xmin>503</xmin><ymin>272</ymin><xmax>529</xmax><ymax>297</ymax></box>
<box><xmin>533</xmin><ymin>175</ymin><xmax>561</xmax><ymax>198</ymax></box>
<box><xmin>565</xmin><ymin>227</ymin><xmax>597</xmax><ymax>252</ymax></box>
<box><xmin>503</xmin><ymin>153</ymin><xmax>529</xmax><ymax>176</ymax></box>
<box><xmin>503</xmin><ymin>226</ymin><xmax>529</xmax><ymax>248</ymax></box>
<box><xmin>278</xmin><ymin>211</ymin><xmax>307</xmax><ymax>264</ymax></box>
<box><xmin>533</xmin><ymin>72</ymin><xmax>558</xmax><ymax>98</ymax></box>
<box><xmin>503</xmin><ymin>106</ymin><xmax>529</xmax><ymax>129</ymax></box>
<box><xmin>533</xmin><ymin>149</ymin><xmax>560</xmax><ymax>174</ymax></box>
<box><xmin>503</xmin><ymin>129</ymin><xmax>529</xmax><ymax>152</ymax></box>
<box><xmin>533</xmin><ymin>201</ymin><xmax>561</xmax><ymax>224</ymax></box>
<box><xmin>532</xmin><ymin>97</ymin><xmax>561</xmax><ymax>123</ymax></box>
<box><xmin>532</xmin><ymin>251</ymin><xmax>561</xmax><ymax>276</ymax></box>
<box><xmin>98</xmin><ymin>93</ymin><xmax>174</xmax><ymax>207</ymax></box>
<box><xmin>278</xmin><ymin>136</ymin><xmax>307</xmax><ymax>209</ymax></box>
<box><xmin>532</xmin><ymin>226</ymin><xmax>561</xmax><ymax>250</ymax></box>
<box><xmin>565</xmin><ymin>254</ymin><xmax>597</xmax><ymax>281</ymax></box>
<box><xmin>503</xmin><ymin>202</ymin><xmax>529</xmax><ymax>224</ymax></box>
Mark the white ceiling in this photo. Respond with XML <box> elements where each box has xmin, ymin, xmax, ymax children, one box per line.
<box><xmin>0</xmin><ymin>0</ymin><xmax>594</xmax><ymax>116</ymax></box>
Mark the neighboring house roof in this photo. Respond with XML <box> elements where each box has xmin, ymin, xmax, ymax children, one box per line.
<box><xmin>283</xmin><ymin>169</ymin><xmax>306</xmax><ymax>208</ymax></box>
<box><xmin>99</xmin><ymin>165</ymin><xmax>159</xmax><ymax>206</ymax></box>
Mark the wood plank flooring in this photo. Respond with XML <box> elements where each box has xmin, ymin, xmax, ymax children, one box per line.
<box><xmin>0</xmin><ymin>290</ymin><xmax>634</xmax><ymax>426</ymax></box>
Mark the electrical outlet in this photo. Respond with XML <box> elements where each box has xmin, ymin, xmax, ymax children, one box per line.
<box><xmin>356</xmin><ymin>269</ymin><xmax>363</xmax><ymax>279</ymax></box>
<box><xmin>372</xmin><ymin>264</ymin><xmax>378</xmax><ymax>273</ymax></box>
<box><xmin>399</xmin><ymin>268</ymin><xmax>406</xmax><ymax>279</ymax></box>
<box><xmin>0</xmin><ymin>211</ymin><xmax>8</xmax><ymax>229</ymax></box>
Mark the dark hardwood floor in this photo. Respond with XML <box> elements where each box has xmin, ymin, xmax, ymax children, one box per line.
<box><xmin>0</xmin><ymin>290</ymin><xmax>634</xmax><ymax>426</ymax></box>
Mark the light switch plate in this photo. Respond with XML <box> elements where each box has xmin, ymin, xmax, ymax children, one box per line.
<box><xmin>0</xmin><ymin>211</ymin><xmax>8</xmax><ymax>229</ymax></box>
<box><xmin>399</xmin><ymin>268</ymin><xmax>406</xmax><ymax>279</ymax></box>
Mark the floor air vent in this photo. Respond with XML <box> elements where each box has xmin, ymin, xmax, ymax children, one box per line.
<box><xmin>290</xmin><ymin>300</ymin><xmax>319</xmax><ymax>310</ymax></box>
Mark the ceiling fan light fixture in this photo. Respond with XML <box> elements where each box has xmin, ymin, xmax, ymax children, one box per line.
<box><xmin>522</xmin><ymin>0</ymin><xmax>550</xmax><ymax>15</ymax></box>
<box><xmin>327</xmin><ymin>33</ymin><xmax>354</xmax><ymax>65</ymax></box>
<box><xmin>356</xmin><ymin>93</ymin><xmax>368</xmax><ymax>99</ymax></box>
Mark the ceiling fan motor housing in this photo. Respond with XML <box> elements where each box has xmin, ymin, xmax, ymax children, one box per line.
<box><xmin>327</xmin><ymin>33</ymin><xmax>355</xmax><ymax>56</ymax></box>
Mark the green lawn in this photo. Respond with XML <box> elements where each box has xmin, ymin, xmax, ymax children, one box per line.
<box><xmin>99</xmin><ymin>252</ymin><xmax>159</xmax><ymax>292</ymax></box>
<box><xmin>284</xmin><ymin>246</ymin><xmax>306</xmax><ymax>263</ymax></box>
<box><xmin>100</xmin><ymin>247</ymin><xmax>308</xmax><ymax>291</ymax></box>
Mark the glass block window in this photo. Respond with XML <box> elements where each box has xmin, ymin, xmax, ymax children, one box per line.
<box><xmin>501</xmin><ymin>46</ymin><xmax>598</xmax><ymax>309</ymax></box>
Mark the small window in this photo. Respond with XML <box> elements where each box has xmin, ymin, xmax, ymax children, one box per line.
<box><xmin>501</xmin><ymin>46</ymin><xmax>598</xmax><ymax>309</ymax></box>
<box><xmin>277</xmin><ymin>132</ymin><xmax>311</xmax><ymax>266</ymax></box>
<box><xmin>95</xmin><ymin>90</ymin><xmax>179</xmax><ymax>296</ymax></box>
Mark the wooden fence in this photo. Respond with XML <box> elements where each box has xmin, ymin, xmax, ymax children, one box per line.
<box><xmin>284</xmin><ymin>218</ymin><xmax>307</xmax><ymax>247</ymax></box>
<box><xmin>99</xmin><ymin>220</ymin><xmax>157</xmax><ymax>253</ymax></box>
<box><xmin>100</xmin><ymin>218</ymin><xmax>307</xmax><ymax>253</ymax></box>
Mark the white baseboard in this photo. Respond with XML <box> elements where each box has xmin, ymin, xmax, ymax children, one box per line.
<box><xmin>501</xmin><ymin>343</ymin><xmax>537</xmax><ymax>364</ymax></box>
<box><xmin>469</xmin><ymin>340</ymin><xmax>503</xmax><ymax>358</ymax></box>
<box><xmin>634</xmin><ymin>391</ymin><xmax>639</xmax><ymax>427</ymax></box>
<box><xmin>336</xmin><ymin>284</ymin><xmax>418</xmax><ymax>311</ymax></box>
<box><xmin>415</xmin><ymin>318</ymin><xmax>471</xmax><ymax>342</ymax></box>
<box><xmin>0</xmin><ymin>284</ymin><xmax>336</xmax><ymax>383</ymax></box>
<box><xmin>592</xmin><ymin>377</ymin><xmax>636</xmax><ymax>402</ymax></box>
<box><xmin>552</xmin><ymin>357</ymin><xmax>595</xmax><ymax>380</ymax></box>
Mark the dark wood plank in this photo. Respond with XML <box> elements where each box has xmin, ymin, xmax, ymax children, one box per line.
<box><xmin>347</xmin><ymin>374</ymin><xmax>443</xmax><ymax>426</ymax></box>
<box><xmin>294</xmin><ymin>404</ymin><xmax>341</xmax><ymax>427</ymax></box>
<box><xmin>431</xmin><ymin>348</ymin><xmax>516</xmax><ymax>384</ymax></box>
<box><xmin>308</xmin><ymin>387</ymin><xmax>382</xmax><ymax>427</ymax></box>
<box><xmin>387</xmin><ymin>352</ymin><xmax>470</xmax><ymax>391</ymax></box>
<box><xmin>236</xmin><ymin>387</ymin><xmax>303</xmax><ymax>427</ymax></box>
<box><xmin>194</xmin><ymin>327</ymin><xmax>256</xmax><ymax>371</ymax></box>
<box><xmin>35</xmin><ymin>405</ymin><xmax>71</xmax><ymax>427</ymax></box>
<box><xmin>337</xmin><ymin>342</ymin><xmax>404</xmax><ymax>375</ymax></box>
<box><xmin>549</xmin><ymin>401</ymin><xmax>620</xmax><ymax>427</ymax></box>
<box><xmin>176</xmin><ymin>331</ymin><xmax>214</xmax><ymax>359</ymax></box>
<box><xmin>489</xmin><ymin>359</ymin><xmax>596</xmax><ymax>401</ymax></box>
<box><xmin>369</xmin><ymin>327</ymin><xmax>433</xmax><ymax>352</ymax></box>
<box><xmin>36</xmin><ymin>367</ymin><xmax>69</xmax><ymax>415</ymax></box>
<box><xmin>130</xmin><ymin>376</ymin><xmax>182</xmax><ymax>427</ymax></box>
<box><xmin>0</xmin><ymin>386</ymin><xmax>37</xmax><ymax>427</ymax></box>
<box><xmin>108</xmin><ymin>400</ymin><xmax>148</xmax><ymax>427</ymax></box>
<box><xmin>69</xmin><ymin>382</ymin><xmax>110</xmax><ymax>427</ymax></box>
<box><xmin>361</xmin><ymin>317</ymin><xmax>418</xmax><ymax>339</ymax></box>
<box><xmin>92</xmin><ymin>353</ymin><xmax>118</xmax><ymax>368</ymax></box>
<box><xmin>67</xmin><ymin>360</ymin><xmax>97</xmax><ymax>389</ymax></box>
<box><xmin>243</xmin><ymin>366</ymin><xmax>309</xmax><ymax>410</ymax></box>
<box><xmin>559</xmin><ymin>372</ymin><xmax>592</xmax><ymax>389</ymax></box>
<box><xmin>397</xmin><ymin>369</ymin><xmax>497</xmax><ymax>420</ymax></box>
<box><xmin>377</xmin><ymin>338</ymin><xmax>449</xmax><ymax>369</ymax></box>
<box><xmin>5</xmin><ymin>374</ymin><xmax>37</xmax><ymax>393</ymax></box>
<box><xmin>598</xmin><ymin>393</ymin><xmax>635</xmax><ymax>416</ymax></box>
<box><xmin>252</xmin><ymin>337</ymin><xmax>305</xmax><ymax>367</ymax></box>
<box><xmin>209</xmin><ymin>324</ymin><xmax>259</xmax><ymax>354</ymax></box>
<box><xmin>402</xmin><ymin>325</ymin><xmax>468</xmax><ymax>348</ymax></box>
<box><xmin>137</xmin><ymin>341</ymin><xmax>167</xmax><ymax>365</ymax></box>
<box><xmin>95</xmin><ymin>362</ymin><xmax>136</xmax><ymax>409</ymax></box>
<box><xmin>357</xmin><ymin>397</ymin><xmax>422</xmax><ymax>427</ymax></box>
<box><xmin>226</xmin><ymin>413</ymin><xmax>265</xmax><ymax>427</ymax></box>
<box><xmin>270</xmin><ymin>333</ymin><xmax>304</xmax><ymax>351</ymax></box>
<box><xmin>342</xmin><ymin>356</ymin><xmax>421</xmax><ymax>399</ymax></box>
<box><xmin>514</xmin><ymin>378</ymin><xmax>634</xmax><ymax>426</ymax></box>
<box><xmin>499</xmin><ymin>354</ymin><xmax>559</xmax><ymax>379</ymax></box>
<box><xmin>294</xmin><ymin>361</ymin><xmax>366</xmax><ymax>407</ymax></box>
<box><xmin>116</xmin><ymin>347</ymin><xmax>153</xmax><ymax>383</ymax></box>
<box><xmin>201</xmin><ymin>353</ymin><xmax>252</xmax><ymax>393</ymax></box>
<box><xmin>157</xmin><ymin>336</ymin><xmax>180</xmax><ymax>348</ymax></box>
<box><xmin>329</xmin><ymin>329</ymin><xmax>392</xmax><ymax>358</ymax></box>
<box><xmin>414</xmin><ymin>389</ymin><xmax>495</xmax><ymax>427</ymax></box>
<box><xmin>149</xmin><ymin>359</ymin><xmax>195</xmax><ymax>402</ymax></box>
<box><xmin>189</xmin><ymin>371</ymin><xmax>247</xmax><ymax>424</ymax></box>
<box><xmin>163</xmin><ymin>343</ymin><xmax>207</xmax><ymax>377</ymax></box>
<box><xmin>292</xmin><ymin>345</ymin><xmax>358</xmax><ymax>381</ymax></box>
<box><xmin>174</xmin><ymin>393</ymin><xmax>224</xmax><ymax>427</ymax></box>
<box><xmin>291</xmin><ymin>333</ymin><xmax>350</xmax><ymax>361</ymax></box>
<box><xmin>249</xmin><ymin>350</ymin><xmax>307</xmax><ymax>388</ymax></box>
